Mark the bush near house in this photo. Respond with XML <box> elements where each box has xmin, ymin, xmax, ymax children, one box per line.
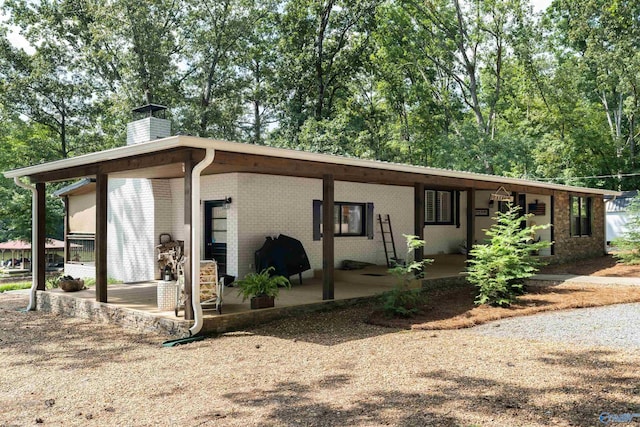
<box><xmin>380</xmin><ymin>235</ymin><xmax>433</xmax><ymax>318</ymax></box>
<box><xmin>613</xmin><ymin>194</ymin><xmax>640</xmax><ymax>264</ymax></box>
<box><xmin>467</xmin><ymin>204</ymin><xmax>551</xmax><ymax>307</ymax></box>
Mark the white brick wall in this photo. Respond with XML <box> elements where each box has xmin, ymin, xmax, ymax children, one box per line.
<box><xmin>235</xmin><ymin>174</ymin><xmax>420</xmax><ymax>279</ymax></box>
<box><xmin>165</xmin><ymin>173</ymin><xmax>472</xmax><ymax>281</ymax></box>
<box><xmin>473</xmin><ymin>191</ymin><xmax>552</xmax><ymax>256</ymax></box>
<box><xmin>74</xmin><ymin>173</ymin><xmax>473</xmax><ymax>284</ymax></box>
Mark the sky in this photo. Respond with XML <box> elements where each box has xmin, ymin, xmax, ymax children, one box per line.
<box><xmin>532</xmin><ymin>0</ymin><xmax>553</xmax><ymax>13</ymax></box>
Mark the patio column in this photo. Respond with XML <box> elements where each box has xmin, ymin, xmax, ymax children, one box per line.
<box><xmin>466</xmin><ymin>188</ymin><xmax>475</xmax><ymax>259</ymax></box>
<box><xmin>322</xmin><ymin>174</ymin><xmax>334</xmax><ymax>300</ymax></box>
<box><xmin>95</xmin><ymin>172</ymin><xmax>108</xmax><ymax>303</ymax></box>
<box><xmin>183</xmin><ymin>152</ymin><xmax>194</xmax><ymax>320</ymax></box>
<box><xmin>414</xmin><ymin>182</ymin><xmax>425</xmax><ymax>263</ymax></box>
<box><xmin>35</xmin><ymin>182</ymin><xmax>46</xmax><ymax>290</ymax></box>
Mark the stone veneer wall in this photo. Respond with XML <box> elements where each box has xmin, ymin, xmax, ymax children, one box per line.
<box><xmin>37</xmin><ymin>291</ymin><xmax>191</xmax><ymax>336</ymax></box>
<box><xmin>551</xmin><ymin>191</ymin><xmax>606</xmax><ymax>263</ymax></box>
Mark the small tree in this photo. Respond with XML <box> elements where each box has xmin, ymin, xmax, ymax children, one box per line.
<box><xmin>381</xmin><ymin>235</ymin><xmax>434</xmax><ymax>317</ymax></box>
<box><xmin>467</xmin><ymin>204</ymin><xmax>552</xmax><ymax>307</ymax></box>
<box><xmin>612</xmin><ymin>194</ymin><xmax>640</xmax><ymax>264</ymax></box>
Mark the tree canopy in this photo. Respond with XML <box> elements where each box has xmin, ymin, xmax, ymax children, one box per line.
<box><xmin>1</xmin><ymin>0</ymin><xmax>638</xmax><ymax>239</ymax></box>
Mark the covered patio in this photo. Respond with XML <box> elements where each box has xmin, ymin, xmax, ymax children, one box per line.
<box><xmin>3</xmin><ymin>133</ymin><xmax>616</xmax><ymax>336</ymax></box>
<box><xmin>36</xmin><ymin>254</ymin><xmax>467</xmax><ymax>335</ymax></box>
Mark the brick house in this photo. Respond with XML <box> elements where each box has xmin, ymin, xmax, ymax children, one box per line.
<box><xmin>3</xmin><ymin>106</ymin><xmax>618</xmax><ymax>331</ymax></box>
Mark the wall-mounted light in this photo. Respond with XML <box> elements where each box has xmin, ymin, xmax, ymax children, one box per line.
<box><xmin>224</xmin><ymin>196</ymin><xmax>232</xmax><ymax>209</ymax></box>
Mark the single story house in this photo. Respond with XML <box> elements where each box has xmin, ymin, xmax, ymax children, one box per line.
<box><xmin>605</xmin><ymin>190</ymin><xmax>638</xmax><ymax>244</ymax></box>
<box><xmin>3</xmin><ymin>106</ymin><xmax>619</xmax><ymax>335</ymax></box>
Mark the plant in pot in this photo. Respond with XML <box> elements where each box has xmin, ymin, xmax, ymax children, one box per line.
<box><xmin>236</xmin><ymin>267</ymin><xmax>291</xmax><ymax>309</ymax></box>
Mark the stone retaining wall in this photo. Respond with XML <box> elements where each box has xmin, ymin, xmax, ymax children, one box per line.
<box><xmin>36</xmin><ymin>291</ymin><xmax>191</xmax><ymax>336</ymax></box>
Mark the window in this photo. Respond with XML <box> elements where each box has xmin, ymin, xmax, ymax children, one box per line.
<box><xmin>313</xmin><ymin>200</ymin><xmax>374</xmax><ymax>240</ymax></box>
<box><xmin>570</xmin><ymin>196</ymin><xmax>592</xmax><ymax>236</ymax></box>
<box><xmin>425</xmin><ymin>190</ymin><xmax>454</xmax><ymax>225</ymax></box>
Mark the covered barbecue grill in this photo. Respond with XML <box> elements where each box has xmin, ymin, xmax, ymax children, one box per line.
<box><xmin>254</xmin><ymin>234</ymin><xmax>311</xmax><ymax>283</ymax></box>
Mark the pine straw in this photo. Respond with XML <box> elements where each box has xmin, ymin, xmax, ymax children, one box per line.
<box><xmin>367</xmin><ymin>282</ymin><xmax>640</xmax><ymax>330</ymax></box>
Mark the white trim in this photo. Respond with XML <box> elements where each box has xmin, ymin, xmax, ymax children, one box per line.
<box><xmin>3</xmin><ymin>135</ymin><xmax>620</xmax><ymax>196</ymax></box>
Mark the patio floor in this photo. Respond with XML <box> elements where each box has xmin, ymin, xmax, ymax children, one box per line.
<box><xmin>38</xmin><ymin>254</ymin><xmax>467</xmax><ymax>336</ymax></box>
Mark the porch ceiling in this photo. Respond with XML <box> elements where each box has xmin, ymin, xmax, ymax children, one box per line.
<box><xmin>3</xmin><ymin>135</ymin><xmax>620</xmax><ymax>196</ymax></box>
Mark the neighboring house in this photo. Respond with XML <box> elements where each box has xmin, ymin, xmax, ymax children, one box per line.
<box><xmin>3</xmin><ymin>105</ymin><xmax>620</xmax><ymax>323</ymax></box>
<box><xmin>605</xmin><ymin>190</ymin><xmax>638</xmax><ymax>244</ymax></box>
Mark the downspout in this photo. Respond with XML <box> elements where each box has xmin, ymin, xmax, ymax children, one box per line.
<box><xmin>189</xmin><ymin>148</ymin><xmax>215</xmax><ymax>336</ymax></box>
<box><xmin>13</xmin><ymin>177</ymin><xmax>38</xmax><ymax>311</ymax></box>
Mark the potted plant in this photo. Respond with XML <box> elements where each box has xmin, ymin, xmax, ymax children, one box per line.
<box><xmin>236</xmin><ymin>267</ymin><xmax>291</xmax><ymax>309</ymax></box>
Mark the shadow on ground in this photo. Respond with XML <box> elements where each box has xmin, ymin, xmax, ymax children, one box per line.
<box><xmin>221</xmin><ymin>348</ymin><xmax>640</xmax><ymax>426</ymax></box>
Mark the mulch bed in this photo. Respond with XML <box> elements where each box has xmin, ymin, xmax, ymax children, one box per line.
<box><xmin>367</xmin><ymin>257</ymin><xmax>640</xmax><ymax>330</ymax></box>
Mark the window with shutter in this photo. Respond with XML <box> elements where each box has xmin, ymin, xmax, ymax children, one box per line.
<box><xmin>425</xmin><ymin>190</ymin><xmax>455</xmax><ymax>225</ymax></box>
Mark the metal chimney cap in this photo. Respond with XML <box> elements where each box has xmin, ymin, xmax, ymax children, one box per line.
<box><xmin>132</xmin><ymin>104</ymin><xmax>168</xmax><ymax>115</ymax></box>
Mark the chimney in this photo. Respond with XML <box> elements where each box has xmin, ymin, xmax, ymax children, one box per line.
<box><xmin>126</xmin><ymin>104</ymin><xmax>171</xmax><ymax>145</ymax></box>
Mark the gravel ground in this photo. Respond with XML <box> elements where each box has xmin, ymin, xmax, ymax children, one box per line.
<box><xmin>1</xmin><ymin>292</ymin><xmax>639</xmax><ymax>427</ymax></box>
<box><xmin>471</xmin><ymin>303</ymin><xmax>640</xmax><ymax>349</ymax></box>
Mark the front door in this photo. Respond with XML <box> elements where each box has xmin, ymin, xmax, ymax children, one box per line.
<box><xmin>204</xmin><ymin>200</ymin><xmax>227</xmax><ymax>274</ymax></box>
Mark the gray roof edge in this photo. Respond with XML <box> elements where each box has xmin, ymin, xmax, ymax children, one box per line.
<box><xmin>52</xmin><ymin>178</ymin><xmax>96</xmax><ymax>197</ymax></box>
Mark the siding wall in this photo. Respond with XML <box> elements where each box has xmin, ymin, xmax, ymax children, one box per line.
<box><xmin>107</xmin><ymin>179</ymin><xmax>157</xmax><ymax>282</ymax></box>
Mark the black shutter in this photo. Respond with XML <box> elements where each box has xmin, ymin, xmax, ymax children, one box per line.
<box><xmin>313</xmin><ymin>199</ymin><xmax>321</xmax><ymax>241</ymax></box>
<box><xmin>366</xmin><ymin>203</ymin><xmax>375</xmax><ymax>239</ymax></box>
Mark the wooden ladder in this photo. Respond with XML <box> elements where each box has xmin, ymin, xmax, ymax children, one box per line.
<box><xmin>378</xmin><ymin>214</ymin><xmax>398</xmax><ymax>268</ymax></box>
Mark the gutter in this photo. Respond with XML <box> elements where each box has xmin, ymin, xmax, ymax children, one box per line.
<box><xmin>189</xmin><ymin>148</ymin><xmax>216</xmax><ymax>336</ymax></box>
<box><xmin>12</xmin><ymin>177</ymin><xmax>38</xmax><ymax>311</ymax></box>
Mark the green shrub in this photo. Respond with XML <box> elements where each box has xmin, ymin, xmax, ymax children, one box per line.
<box><xmin>380</xmin><ymin>286</ymin><xmax>428</xmax><ymax>318</ymax></box>
<box><xmin>380</xmin><ymin>234</ymin><xmax>433</xmax><ymax>317</ymax></box>
<box><xmin>612</xmin><ymin>194</ymin><xmax>640</xmax><ymax>264</ymax></box>
<box><xmin>467</xmin><ymin>204</ymin><xmax>551</xmax><ymax>307</ymax></box>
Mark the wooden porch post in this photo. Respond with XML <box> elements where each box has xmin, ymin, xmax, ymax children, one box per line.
<box><xmin>466</xmin><ymin>188</ymin><xmax>475</xmax><ymax>259</ymax></box>
<box><xmin>322</xmin><ymin>174</ymin><xmax>334</xmax><ymax>300</ymax></box>
<box><xmin>183</xmin><ymin>152</ymin><xmax>194</xmax><ymax>320</ymax></box>
<box><xmin>95</xmin><ymin>172</ymin><xmax>108</xmax><ymax>303</ymax></box>
<box><xmin>35</xmin><ymin>182</ymin><xmax>46</xmax><ymax>290</ymax></box>
<box><xmin>414</xmin><ymin>182</ymin><xmax>425</xmax><ymax>263</ymax></box>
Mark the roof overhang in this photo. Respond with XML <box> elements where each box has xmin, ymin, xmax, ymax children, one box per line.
<box><xmin>3</xmin><ymin>135</ymin><xmax>621</xmax><ymax>196</ymax></box>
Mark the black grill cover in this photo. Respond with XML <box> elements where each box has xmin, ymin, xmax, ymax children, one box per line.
<box><xmin>255</xmin><ymin>234</ymin><xmax>311</xmax><ymax>281</ymax></box>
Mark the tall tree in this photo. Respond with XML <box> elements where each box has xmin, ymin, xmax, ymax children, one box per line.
<box><xmin>549</xmin><ymin>0</ymin><xmax>640</xmax><ymax>188</ymax></box>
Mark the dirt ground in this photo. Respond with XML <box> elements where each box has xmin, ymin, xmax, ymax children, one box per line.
<box><xmin>1</xmin><ymin>255</ymin><xmax>639</xmax><ymax>426</ymax></box>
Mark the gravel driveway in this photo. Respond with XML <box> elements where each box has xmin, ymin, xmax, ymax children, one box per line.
<box><xmin>471</xmin><ymin>302</ymin><xmax>640</xmax><ymax>349</ymax></box>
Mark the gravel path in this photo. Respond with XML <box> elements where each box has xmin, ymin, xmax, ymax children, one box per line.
<box><xmin>471</xmin><ymin>302</ymin><xmax>640</xmax><ymax>349</ymax></box>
